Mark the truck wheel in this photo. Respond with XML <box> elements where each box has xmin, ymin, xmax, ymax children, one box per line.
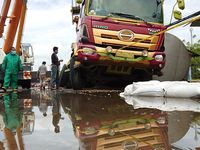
<box><xmin>70</xmin><ymin>58</ymin><xmax>84</xmax><ymax>90</ymax></box>
<box><xmin>21</xmin><ymin>80</ymin><xmax>31</xmax><ymax>89</ymax></box>
<box><xmin>136</xmin><ymin>70</ymin><xmax>152</xmax><ymax>81</ymax></box>
<box><xmin>139</xmin><ymin>73</ymin><xmax>152</xmax><ymax>81</ymax></box>
<box><xmin>59</xmin><ymin>64</ymin><xmax>71</xmax><ymax>88</ymax></box>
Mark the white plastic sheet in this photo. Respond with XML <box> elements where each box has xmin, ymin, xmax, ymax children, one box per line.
<box><xmin>120</xmin><ymin>80</ymin><xmax>200</xmax><ymax>98</ymax></box>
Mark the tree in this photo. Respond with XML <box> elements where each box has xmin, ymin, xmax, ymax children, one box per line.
<box><xmin>189</xmin><ymin>40</ymin><xmax>200</xmax><ymax>79</ymax></box>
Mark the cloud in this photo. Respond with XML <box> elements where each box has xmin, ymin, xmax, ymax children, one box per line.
<box><xmin>23</xmin><ymin>1</ymin><xmax>76</xmax><ymax>70</ymax></box>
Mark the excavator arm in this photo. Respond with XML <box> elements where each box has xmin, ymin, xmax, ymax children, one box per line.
<box><xmin>0</xmin><ymin>0</ymin><xmax>33</xmax><ymax>89</ymax></box>
<box><xmin>15</xmin><ymin>0</ymin><xmax>27</xmax><ymax>54</ymax></box>
<box><xmin>0</xmin><ymin>0</ymin><xmax>11</xmax><ymax>38</ymax></box>
<box><xmin>1</xmin><ymin>0</ymin><xmax>24</xmax><ymax>54</ymax></box>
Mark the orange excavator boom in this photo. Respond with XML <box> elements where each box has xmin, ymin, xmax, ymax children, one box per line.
<box><xmin>2</xmin><ymin>0</ymin><xmax>23</xmax><ymax>54</ymax></box>
<box><xmin>16</xmin><ymin>0</ymin><xmax>27</xmax><ymax>54</ymax></box>
<box><xmin>0</xmin><ymin>0</ymin><xmax>11</xmax><ymax>38</ymax></box>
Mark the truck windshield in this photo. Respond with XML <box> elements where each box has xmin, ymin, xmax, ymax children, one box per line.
<box><xmin>88</xmin><ymin>0</ymin><xmax>163</xmax><ymax>24</ymax></box>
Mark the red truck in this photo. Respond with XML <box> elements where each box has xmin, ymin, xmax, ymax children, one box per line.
<box><xmin>60</xmin><ymin>0</ymin><xmax>185</xmax><ymax>90</ymax></box>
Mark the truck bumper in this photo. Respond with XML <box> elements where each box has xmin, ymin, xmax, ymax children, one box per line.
<box><xmin>76</xmin><ymin>47</ymin><xmax>165</xmax><ymax>70</ymax></box>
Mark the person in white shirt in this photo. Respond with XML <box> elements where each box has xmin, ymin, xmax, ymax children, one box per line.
<box><xmin>38</xmin><ymin>61</ymin><xmax>47</xmax><ymax>90</ymax></box>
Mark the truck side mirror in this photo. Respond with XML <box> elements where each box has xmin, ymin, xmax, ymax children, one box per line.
<box><xmin>173</xmin><ymin>10</ymin><xmax>182</xmax><ymax>20</ymax></box>
<box><xmin>71</xmin><ymin>6</ymin><xmax>80</xmax><ymax>15</ymax></box>
<box><xmin>76</xmin><ymin>0</ymin><xmax>82</xmax><ymax>4</ymax></box>
<box><xmin>177</xmin><ymin>0</ymin><xmax>185</xmax><ymax>10</ymax></box>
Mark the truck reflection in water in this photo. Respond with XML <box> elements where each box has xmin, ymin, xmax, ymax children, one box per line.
<box><xmin>0</xmin><ymin>92</ymin><xmax>34</xmax><ymax>150</ymax></box>
<box><xmin>122</xmin><ymin>95</ymin><xmax>200</xmax><ymax>150</ymax></box>
<box><xmin>60</xmin><ymin>92</ymin><xmax>170</xmax><ymax>150</ymax></box>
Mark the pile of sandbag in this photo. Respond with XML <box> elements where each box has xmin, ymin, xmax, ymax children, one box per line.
<box><xmin>120</xmin><ymin>80</ymin><xmax>200</xmax><ymax>98</ymax></box>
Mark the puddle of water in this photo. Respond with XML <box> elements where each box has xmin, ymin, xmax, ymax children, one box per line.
<box><xmin>0</xmin><ymin>89</ymin><xmax>199</xmax><ymax>150</ymax></box>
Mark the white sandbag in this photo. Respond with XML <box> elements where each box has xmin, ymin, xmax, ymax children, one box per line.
<box><xmin>122</xmin><ymin>84</ymin><xmax>134</xmax><ymax>96</ymax></box>
<box><xmin>131</xmin><ymin>85</ymin><xmax>164</xmax><ymax>97</ymax></box>
<box><xmin>132</xmin><ymin>80</ymin><xmax>160</xmax><ymax>90</ymax></box>
<box><xmin>160</xmin><ymin>81</ymin><xmax>188</xmax><ymax>89</ymax></box>
<box><xmin>121</xmin><ymin>80</ymin><xmax>162</xmax><ymax>96</ymax></box>
<box><xmin>121</xmin><ymin>80</ymin><xmax>200</xmax><ymax>98</ymax></box>
<box><xmin>165</xmin><ymin>84</ymin><xmax>200</xmax><ymax>98</ymax></box>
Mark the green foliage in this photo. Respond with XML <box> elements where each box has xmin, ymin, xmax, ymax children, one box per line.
<box><xmin>189</xmin><ymin>40</ymin><xmax>200</xmax><ymax>79</ymax></box>
<box><xmin>190</xmin><ymin>40</ymin><xmax>200</xmax><ymax>54</ymax></box>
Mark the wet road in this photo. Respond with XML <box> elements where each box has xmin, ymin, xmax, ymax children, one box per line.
<box><xmin>0</xmin><ymin>88</ymin><xmax>200</xmax><ymax>150</ymax></box>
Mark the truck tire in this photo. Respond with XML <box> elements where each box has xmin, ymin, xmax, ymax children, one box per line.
<box><xmin>137</xmin><ymin>71</ymin><xmax>152</xmax><ymax>81</ymax></box>
<box><xmin>70</xmin><ymin>58</ymin><xmax>84</xmax><ymax>90</ymax></box>
<box><xmin>59</xmin><ymin>64</ymin><xmax>71</xmax><ymax>88</ymax></box>
<box><xmin>22</xmin><ymin>80</ymin><xmax>31</xmax><ymax>89</ymax></box>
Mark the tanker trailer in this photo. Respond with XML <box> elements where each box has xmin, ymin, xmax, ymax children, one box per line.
<box><xmin>154</xmin><ymin>33</ymin><xmax>191</xmax><ymax>81</ymax></box>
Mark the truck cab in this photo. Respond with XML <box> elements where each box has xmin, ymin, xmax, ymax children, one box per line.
<box><xmin>18</xmin><ymin>43</ymin><xmax>34</xmax><ymax>89</ymax></box>
<box><xmin>65</xmin><ymin>0</ymin><xmax>166</xmax><ymax>89</ymax></box>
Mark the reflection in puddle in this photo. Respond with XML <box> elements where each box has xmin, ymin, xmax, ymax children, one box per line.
<box><xmin>0</xmin><ymin>89</ymin><xmax>199</xmax><ymax>150</ymax></box>
<box><xmin>124</xmin><ymin>96</ymin><xmax>200</xmax><ymax>112</ymax></box>
<box><xmin>0</xmin><ymin>92</ymin><xmax>34</xmax><ymax>150</ymax></box>
<box><xmin>122</xmin><ymin>95</ymin><xmax>200</xmax><ymax>150</ymax></box>
<box><xmin>60</xmin><ymin>93</ymin><xmax>170</xmax><ymax>150</ymax></box>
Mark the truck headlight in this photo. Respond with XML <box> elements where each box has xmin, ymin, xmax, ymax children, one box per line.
<box><xmin>155</xmin><ymin>55</ymin><xmax>163</xmax><ymax>62</ymax></box>
<box><xmin>156</xmin><ymin>116</ymin><xmax>166</xmax><ymax>125</ymax></box>
<box><xmin>82</xmin><ymin>48</ymin><xmax>95</xmax><ymax>55</ymax></box>
<box><xmin>106</xmin><ymin>46</ymin><xmax>113</xmax><ymax>53</ymax></box>
<box><xmin>84</xmin><ymin>127</ymin><xmax>97</xmax><ymax>135</ymax></box>
<box><xmin>144</xmin><ymin>123</ymin><xmax>151</xmax><ymax>129</ymax></box>
<box><xmin>108</xmin><ymin>128</ymin><xmax>115</xmax><ymax>136</ymax></box>
<box><xmin>142</xmin><ymin>50</ymin><xmax>148</xmax><ymax>57</ymax></box>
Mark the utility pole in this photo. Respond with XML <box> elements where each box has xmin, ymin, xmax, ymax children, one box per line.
<box><xmin>190</xmin><ymin>27</ymin><xmax>197</xmax><ymax>49</ymax></box>
<box><xmin>190</xmin><ymin>28</ymin><xmax>193</xmax><ymax>48</ymax></box>
<box><xmin>188</xmin><ymin>28</ymin><xmax>193</xmax><ymax>82</ymax></box>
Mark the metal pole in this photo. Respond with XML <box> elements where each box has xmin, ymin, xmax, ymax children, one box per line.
<box><xmin>188</xmin><ymin>28</ymin><xmax>193</xmax><ymax>82</ymax></box>
<box><xmin>190</xmin><ymin>28</ymin><xmax>193</xmax><ymax>47</ymax></box>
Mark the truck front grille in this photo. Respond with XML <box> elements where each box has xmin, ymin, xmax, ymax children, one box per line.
<box><xmin>93</xmin><ymin>28</ymin><xmax>159</xmax><ymax>51</ymax></box>
<box><xmin>96</xmin><ymin>124</ymin><xmax>168</xmax><ymax>150</ymax></box>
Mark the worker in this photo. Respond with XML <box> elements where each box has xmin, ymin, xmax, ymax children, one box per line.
<box><xmin>38</xmin><ymin>90</ymin><xmax>49</xmax><ymax>117</ymax></box>
<box><xmin>37</xmin><ymin>61</ymin><xmax>47</xmax><ymax>90</ymax></box>
<box><xmin>1</xmin><ymin>47</ymin><xmax>23</xmax><ymax>92</ymax></box>
<box><xmin>50</xmin><ymin>46</ymin><xmax>63</xmax><ymax>90</ymax></box>
<box><xmin>3</xmin><ymin>93</ymin><xmax>23</xmax><ymax>131</ymax></box>
<box><xmin>51</xmin><ymin>91</ymin><xmax>61</xmax><ymax>133</ymax></box>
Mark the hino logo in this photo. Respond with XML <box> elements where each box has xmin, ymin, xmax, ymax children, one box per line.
<box><xmin>118</xmin><ymin>29</ymin><xmax>134</xmax><ymax>42</ymax></box>
<box><xmin>148</xmin><ymin>28</ymin><xmax>161</xmax><ymax>35</ymax></box>
<box><xmin>93</xmin><ymin>25</ymin><xmax>108</xmax><ymax>29</ymax></box>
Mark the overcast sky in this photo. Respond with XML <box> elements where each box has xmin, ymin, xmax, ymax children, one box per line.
<box><xmin>0</xmin><ymin>0</ymin><xmax>200</xmax><ymax>70</ymax></box>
